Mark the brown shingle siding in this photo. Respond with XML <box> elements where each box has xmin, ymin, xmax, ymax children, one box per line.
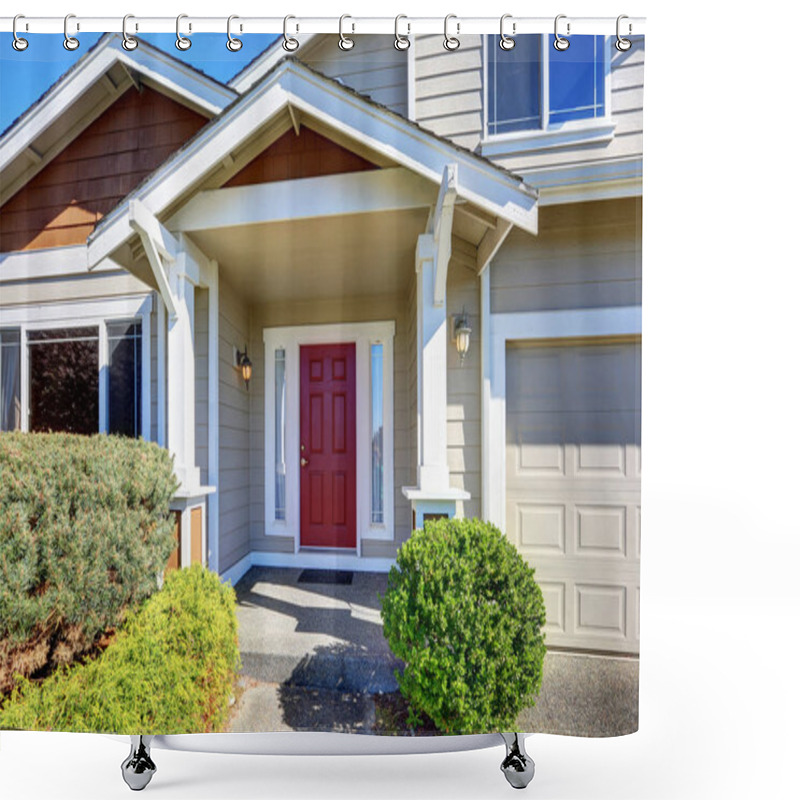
<box><xmin>224</xmin><ymin>126</ymin><xmax>377</xmax><ymax>188</ymax></box>
<box><xmin>0</xmin><ymin>86</ymin><xmax>207</xmax><ymax>253</ymax></box>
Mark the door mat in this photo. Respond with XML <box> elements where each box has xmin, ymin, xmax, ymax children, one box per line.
<box><xmin>297</xmin><ymin>569</ymin><xmax>354</xmax><ymax>585</ymax></box>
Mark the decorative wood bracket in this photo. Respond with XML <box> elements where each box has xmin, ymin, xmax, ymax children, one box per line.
<box><xmin>429</xmin><ymin>164</ymin><xmax>458</xmax><ymax>307</ymax></box>
<box><xmin>128</xmin><ymin>199</ymin><xmax>179</xmax><ymax>319</ymax></box>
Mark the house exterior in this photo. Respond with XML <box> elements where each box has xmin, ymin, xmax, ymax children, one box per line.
<box><xmin>0</xmin><ymin>32</ymin><xmax>642</xmax><ymax>656</ymax></box>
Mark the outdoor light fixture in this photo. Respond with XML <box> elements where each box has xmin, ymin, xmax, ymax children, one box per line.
<box><xmin>236</xmin><ymin>347</ymin><xmax>253</xmax><ymax>390</ymax></box>
<box><xmin>453</xmin><ymin>311</ymin><xmax>472</xmax><ymax>365</ymax></box>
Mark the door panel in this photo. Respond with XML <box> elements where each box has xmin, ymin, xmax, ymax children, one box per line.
<box><xmin>300</xmin><ymin>343</ymin><xmax>357</xmax><ymax>548</ymax></box>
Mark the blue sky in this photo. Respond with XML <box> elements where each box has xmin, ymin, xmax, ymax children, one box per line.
<box><xmin>0</xmin><ymin>33</ymin><xmax>280</xmax><ymax>133</ymax></box>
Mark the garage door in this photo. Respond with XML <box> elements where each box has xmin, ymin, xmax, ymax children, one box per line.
<box><xmin>506</xmin><ymin>338</ymin><xmax>641</xmax><ymax>654</ymax></box>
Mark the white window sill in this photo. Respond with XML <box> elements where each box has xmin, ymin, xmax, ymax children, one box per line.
<box><xmin>480</xmin><ymin>118</ymin><xmax>617</xmax><ymax>158</ymax></box>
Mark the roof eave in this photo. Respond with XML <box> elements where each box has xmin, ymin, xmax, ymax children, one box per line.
<box><xmin>88</xmin><ymin>58</ymin><xmax>537</xmax><ymax>267</ymax></box>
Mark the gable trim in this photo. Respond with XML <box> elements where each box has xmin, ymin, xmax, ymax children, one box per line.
<box><xmin>87</xmin><ymin>59</ymin><xmax>537</xmax><ymax>269</ymax></box>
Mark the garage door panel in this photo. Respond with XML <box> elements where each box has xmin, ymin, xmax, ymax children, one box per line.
<box><xmin>575</xmin><ymin>505</ymin><xmax>627</xmax><ymax>556</ymax></box>
<box><xmin>538</xmin><ymin>582</ymin><xmax>567</xmax><ymax>636</ymax></box>
<box><xmin>506</xmin><ymin>339</ymin><xmax>641</xmax><ymax>654</ymax></box>
<box><xmin>575</xmin><ymin>584</ymin><xmax>628</xmax><ymax>640</ymax></box>
<box><xmin>517</xmin><ymin>503</ymin><xmax>566</xmax><ymax>553</ymax></box>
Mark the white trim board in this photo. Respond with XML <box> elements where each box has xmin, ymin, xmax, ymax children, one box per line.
<box><xmin>263</xmin><ymin>321</ymin><xmax>396</xmax><ymax>553</ymax></box>
<box><xmin>483</xmin><ymin>304</ymin><xmax>642</xmax><ymax>531</ymax></box>
<box><xmin>167</xmin><ymin>167</ymin><xmax>436</xmax><ymax>232</ymax></box>
<box><xmin>219</xmin><ymin>550</ymin><xmax>397</xmax><ymax>587</ymax></box>
<box><xmin>0</xmin><ymin>246</ymin><xmax>121</xmax><ymax>283</ymax></box>
<box><xmin>0</xmin><ymin>293</ymin><xmax>152</xmax><ymax>326</ymax></box>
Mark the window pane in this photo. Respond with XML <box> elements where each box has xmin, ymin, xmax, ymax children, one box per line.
<box><xmin>370</xmin><ymin>343</ymin><xmax>384</xmax><ymax>524</ymax></box>
<box><xmin>28</xmin><ymin>327</ymin><xmax>99</xmax><ymax>434</ymax></box>
<box><xmin>108</xmin><ymin>321</ymin><xmax>142</xmax><ymax>437</ymax></box>
<box><xmin>487</xmin><ymin>34</ymin><xmax>542</xmax><ymax>135</ymax></box>
<box><xmin>274</xmin><ymin>348</ymin><xmax>286</xmax><ymax>521</ymax></box>
<box><xmin>0</xmin><ymin>329</ymin><xmax>21</xmax><ymax>432</ymax></box>
<box><xmin>548</xmin><ymin>35</ymin><xmax>605</xmax><ymax>124</ymax></box>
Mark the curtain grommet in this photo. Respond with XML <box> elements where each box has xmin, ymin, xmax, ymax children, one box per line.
<box><xmin>616</xmin><ymin>14</ymin><xmax>632</xmax><ymax>51</ymax></box>
<box><xmin>121</xmin><ymin>14</ymin><xmax>138</xmax><ymax>51</ymax></box>
<box><xmin>339</xmin><ymin>14</ymin><xmax>355</xmax><ymax>51</ymax></box>
<box><xmin>176</xmin><ymin>14</ymin><xmax>192</xmax><ymax>51</ymax></box>
<box><xmin>63</xmin><ymin>14</ymin><xmax>80</xmax><ymax>51</ymax></box>
<box><xmin>283</xmin><ymin>15</ymin><xmax>299</xmax><ymax>52</ymax></box>
<box><xmin>394</xmin><ymin>15</ymin><xmax>410</xmax><ymax>51</ymax></box>
<box><xmin>12</xmin><ymin>14</ymin><xmax>29</xmax><ymax>51</ymax></box>
<box><xmin>443</xmin><ymin>14</ymin><xmax>460</xmax><ymax>51</ymax></box>
<box><xmin>227</xmin><ymin>15</ymin><xmax>243</xmax><ymax>52</ymax></box>
<box><xmin>499</xmin><ymin>14</ymin><xmax>515</xmax><ymax>51</ymax></box>
<box><xmin>553</xmin><ymin>14</ymin><xmax>570</xmax><ymax>51</ymax></box>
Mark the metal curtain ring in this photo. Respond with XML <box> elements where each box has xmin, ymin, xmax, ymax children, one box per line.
<box><xmin>226</xmin><ymin>15</ymin><xmax>242</xmax><ymax>51</ymax></box>
<box><xmin>553</xmin><ymin>14</ymin><xmax>570</xmax><ymax>51</ymax></box>
<box><xmin>443</xmin><ymin>14</ymin><xmax>460</xmax><ymax>51</ymax></box>
<box><xmin>63</xmin><ymin>14</ymin><xmax>79</xmax><ymax>51</ymax></box>
<box><xmin>121</xmin><ymin>14</ymin><xmax>138</xmax><ymax>50</ymax></box>
<box><xmin>499</xmin><ymin>14</ymin><xmax>515</xmax><ymax>50</ymax></box>
<box><xmin>394</xmin><ymin>15</ymin><xmax>410</xmax><ymax>51</ymax></box>
<box><xmin>339</xmin><ymin>14</ymin><xmax>354</xmax><ymax>51</ymax></box>
<box><xmin>283</xmin><ymin>15</ymin><xmax>299</xmax><ymax>51</ymax></box>
<box><xmin>176</xmin><ymin>14</ymin><xmax>191</xmax><ymax>51</ymax></box>
<box><xmin>616</xmin><ymin>14</ymin><xmax>632</xmax><ymax>51</ymax></box>
<box><xmin>12</xmin><ymin>14</ymin><xmax>29</xmax><ymax>51</ymax></box>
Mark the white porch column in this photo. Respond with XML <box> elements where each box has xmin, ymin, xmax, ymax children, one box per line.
<box><xmin>166</xmin><ymin>250</ymin><xmax>200</xmax><ymax>490</ymax></box>
<box><xmin>402</xmin><ymin>231</ymin><xmax>469</xmax><ymax>526</ymax></box>
<box><xmin>415</xmin><ymin>233</ymin><xmax>450</xmax><ymax>493</ymax></box>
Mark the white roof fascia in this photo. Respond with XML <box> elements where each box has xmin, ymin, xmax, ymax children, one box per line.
<box><xmin>88</xmin><ymin>60</ymin><xmax>537</xmax><ymax>268</ymax></box>
<box><xmin>228</xmin><ymin>34</ymin><xmax>318</xmax><ymax>93</ymax></box>
<box><xmin>0</xmin><ymin>34</ymin><xmax>236</xmax><ymax>176</ymax></box>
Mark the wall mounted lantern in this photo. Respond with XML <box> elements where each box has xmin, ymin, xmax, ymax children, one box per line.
<box><xmin>453</xmin><ymin>310</ymin><xmax>472</xmax><ymax>366</ymax></box>
<box><xmin>236</xmin><ymin>347</ymin><xmax>253</xmax><ymax>390</ymax></box>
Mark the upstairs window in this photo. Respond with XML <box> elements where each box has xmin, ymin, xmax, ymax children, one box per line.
<box><xmin>487</xmin><ymin>35</ymin><xmax>607</xmax><ymax>137</ymax></box>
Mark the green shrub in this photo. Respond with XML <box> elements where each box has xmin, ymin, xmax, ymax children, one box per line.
<box><xmin>0</xmin><ymin>565</ymin><xmax>240</xmax><ymax>733</ymax></box>
<box><xmin>381</xmin><ymin>518</ymin><xmax>547</xmax><ymax>734</ymax></box>
<box><xmin>0</xmin><ymin>433</ymin><xmax>179</xmax><ymax>693</ymax></box>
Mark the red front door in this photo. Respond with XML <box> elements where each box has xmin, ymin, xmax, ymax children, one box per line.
<box><xmin>299</xmin><ymin>343</ymin><xmax>357</xmax><ymax>548</ymax></box>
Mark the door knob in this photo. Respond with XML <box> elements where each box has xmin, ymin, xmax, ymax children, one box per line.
<box><xmin>300</xmin><ymin>457</ymin><xmax>309</xmax><ymax>467</ymax></box>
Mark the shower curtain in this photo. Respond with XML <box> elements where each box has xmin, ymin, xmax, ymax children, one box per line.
<box><xmin>0</xmin><ymin>27</ymin><xmax>643</xmax><ymax>741</ymax></box>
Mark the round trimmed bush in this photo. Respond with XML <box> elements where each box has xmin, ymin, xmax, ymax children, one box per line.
<box><xmin>381</xmin><ymin>518</ymin><xmax>547</xmax><ymax>734</ymax></box>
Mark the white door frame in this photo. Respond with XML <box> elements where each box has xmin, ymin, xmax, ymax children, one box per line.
<box><xmin>263</xmin><ymin>320</ymin><xmax>395</xmax><ymax>555</ymax></box>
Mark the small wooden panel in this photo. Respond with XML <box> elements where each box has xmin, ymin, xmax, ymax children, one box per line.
<box><xmin>165</xmin><ymin>511</ymin><xmax>181</xmax><ymax>573</ymax></box>
<box><xmin>190</xmin><ymin>506</ymin><xmax>204</xmax><ymax>565</ymax></box>
<box><xmin>0</xmin><ymin>86</ymin><xmax>207</xmax><ymax>252</ymax></box>
<box><xmin>223</xmin><ymin>126</ymin><xmax>377</xmax><ymax>188</ymax></box>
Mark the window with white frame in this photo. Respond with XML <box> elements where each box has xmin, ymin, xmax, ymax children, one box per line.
<box><xmin>486</xmin><ymin>35</ymin><xmax>607</xmax><ymax>137</ymax></box>
<box><xmin>0</xmin><ymin>319</ymin><xmax>144</xmax><ymax>436</ymax></box>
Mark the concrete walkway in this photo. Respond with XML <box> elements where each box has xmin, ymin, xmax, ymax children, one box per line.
<box><xmin>226</xmin><ymin>567</ymin><xmax>638</xmax><ymax>737</ymax></box>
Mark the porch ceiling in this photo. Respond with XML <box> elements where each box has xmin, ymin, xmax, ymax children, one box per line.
<box><xmin>188</xmin><ymin>207</ymin><xmax>429</xmax><ymax>304</ymax></box>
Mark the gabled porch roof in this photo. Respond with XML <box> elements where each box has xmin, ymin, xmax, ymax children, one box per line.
<box><xmin>86</xmin><ymin>57</ymin><xmax>538</xmax><ymax>276</ymax></box>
